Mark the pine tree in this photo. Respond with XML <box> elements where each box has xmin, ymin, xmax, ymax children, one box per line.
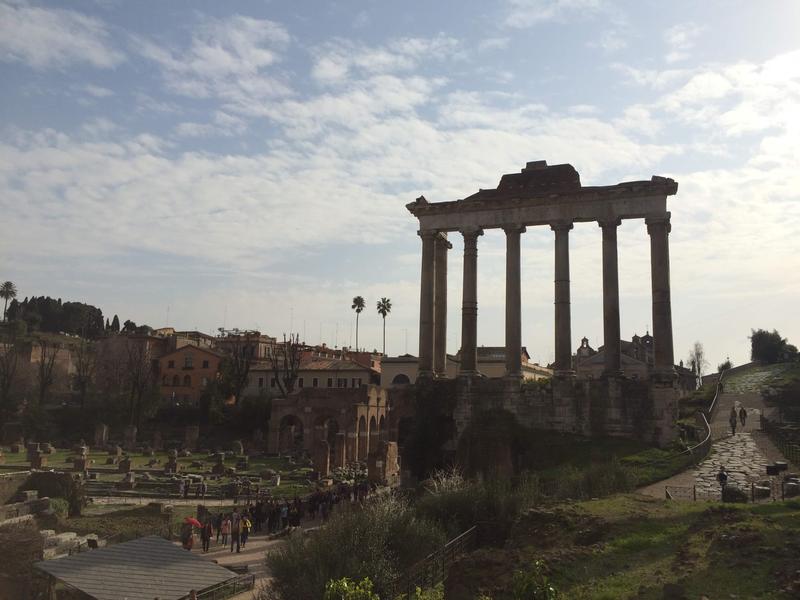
<box><xmin>111</xmin><ymin>314</ymin><xmax>120</xmax><ymax>333</ymax></box>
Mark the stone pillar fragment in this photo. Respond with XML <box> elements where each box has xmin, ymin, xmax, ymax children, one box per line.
<box><xmin>599</xmin><ymin>219</ymin><xmax>622</xmax><ymax>375</ymax></box>
<box><xmin>417</xmin><ymin>230</ymin><xmax>437</xmax><ymax>378</ymax></box>
<box><xmin>646</xmin><ymin>214</ymin><xmax>675</xmax><ymax>373</ymax></box>
<box><xmin>504</xmin><ymin>225</ymin><xmax>525</xmax><ymax>377</ymax></box>
<box><xmin>459</xmin><ymin>227</ymin><xmax>483</xmax><ymax>374</ymax></box>
<box><xmin>433</xmin><ymin>234</ymin><xmax>451</xmax><ymax>377</ymax></box>
<box><xmin>551</xmin><ymin>221</ymin><xmax>574</xmax><ymax>373</ymax></box>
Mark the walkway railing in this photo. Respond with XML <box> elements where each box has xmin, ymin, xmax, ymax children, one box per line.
<box><xmin>177</xmin><ymin>574</ymin><xmax>256</xmax><ymax>600</ymax></box>
<box><xmin>390</xmin><ymin>526</ymin><xmax>477</xmax><ymax>598</ymax></box>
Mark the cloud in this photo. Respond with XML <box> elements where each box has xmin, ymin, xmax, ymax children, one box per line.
<box><xmin>589</xmin><ymin>29</ymin><xmax>628</xmax><ymax>52</ymax></box>
<box><xmin>134</xmin><ymin>14</ymin><xmax>292</xmax><ymax>111</ymax></box>
<box><xmin>80</xmin><ymin>83</ymin><xmax>114</xmax><ymax>98</ymax></box>
<box><xmin>664</xmin><ymin>22</ymin><xmax>703</xmax><ymax>64</ymax></box>
<box><xmin>0</xmin><ymin>0</ymin><xmax>123</xmax><ymax>69</ymax></box>
<box><xmin>503</xmin><ymin>0</ymin><xmax>603</xmax><ymax>28</ymax></box>
<box><xmin>310</xmin><ymin>34</ymin><xmax>461</xmax><ymax>85</ymax></box>
<box><xmin>477</xmin><ymin>37</ymin><xmax>510</xmax><ymax>52</ymax></box>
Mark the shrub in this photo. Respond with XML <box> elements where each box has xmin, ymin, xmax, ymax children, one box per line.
<box><xmin>324</xmin><ymin>577</ymin><xmax>380</xmax><ymax>600</ymax></box>
<box><xmin>266</xmin><ymin>494</ymin><xmax>445</xmax><ymax>600</ymax></box>
<box><xmin>512</xmin><ymin>561</ymin><xmax>559</xmax><ymax>599</ymax></box>
<box><xmin>49</xmin><ymin>497</ymin><xmax>69</xmax><ymax>519</ymax></box>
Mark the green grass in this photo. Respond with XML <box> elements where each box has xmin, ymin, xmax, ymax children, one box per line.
<box><xmin>724</xmin><ymin>362</ymin><xmax>800</xmax><ymax>394</ymax></box>
<box><xmin>453</xmin><ymin>495</ymin><xmax>800</xmax><ymax>600</ymax></box>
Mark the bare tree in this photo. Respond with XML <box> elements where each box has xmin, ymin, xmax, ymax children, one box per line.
<box><xmin>0</xmin><ymin>334</ymin><xmax>22</xmax><ymax>422</ymax></box>
<box><xmin>72</xmin><ymin>337</ymin><xmax>96</xmax><ymax>410</ymax></box>
<box><xmin>268</xmin><ymin>333</ymin><xmax>302</xmax><ymax>398</ymax></box>
<box><xmin>35</xmin><ymin>338</ymin><xmax>59</xmax><ymax>407</ymax></box>
<box><xmin>217</xmin><ymin>330</ymin><xmax>258</xmax><ymax>405</ymax></box>
<box><xmin>688</xmin><ymin>341</ymin><xmax>707</xmax><ymax>389</ymax></box>
<box><xmin>123</xmin><ymin>338</ymin><xmax>158</xmax><ymax>427</ymax></box>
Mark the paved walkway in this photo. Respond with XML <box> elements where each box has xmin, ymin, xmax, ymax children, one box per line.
<box><xmin>640</xmin><ymin>390</ymin><xmax>796</xmax><ymax>499</ymax></box>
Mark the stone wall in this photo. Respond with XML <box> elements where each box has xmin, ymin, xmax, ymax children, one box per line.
<box><xmin>0</xmin><ymin>471</ymin><xmax>30</xmax><ymax>505</ymax></box>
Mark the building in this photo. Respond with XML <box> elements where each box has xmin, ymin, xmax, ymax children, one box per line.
<box><xmin>158</xmin><ymin>345</ymin><xmax>223</xmax><ymax>404</ymax></box>
<box><xmin>381</xmin><ymin>346</ymin><xmax>552</xmax><ymax>386</ymax></box>
<box><xmin>213</xmin><ymin>330</ymin><xmax>276</xmax><ymax>360</ymax></box>
<box><xmin>574</xmin><ymin>333</ymin><xmax>655</xmax><ymax>380</ymax></box>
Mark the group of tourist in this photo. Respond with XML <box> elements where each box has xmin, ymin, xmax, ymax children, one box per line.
<box><xmin>729</xmin><ymin>405</ymin><xmax>748</xmax><ymax>435</ymax></box>
<box><xmin>179</xmin><ymin>481</ymin><xmax>375</xmax><ymax>553</ymax></box>
<box><xmin>177</xmin><ymin>478</ymin><xmax>208</xmax><ymax>499</ymax></box>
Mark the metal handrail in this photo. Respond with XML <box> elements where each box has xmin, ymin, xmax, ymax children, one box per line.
<box><xmin>177</xmin><ymin>573</ymin><xmax>256</xmax><ymax>600</ymax></box>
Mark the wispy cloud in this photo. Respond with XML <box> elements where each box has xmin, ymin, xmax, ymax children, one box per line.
<box><xmin>0</xmin><ymin>0</ymin><xmax>123</xmax><ymax>69</ymax></box>
<box><xmin>502</xmin><ymin>0</ymin><xmax>603</xmax><ymax>28</ymax></box>
<box><xmin>664</xmin><ymin>22</ymin><xmax>703</xmax><ymax>63</ymax></box>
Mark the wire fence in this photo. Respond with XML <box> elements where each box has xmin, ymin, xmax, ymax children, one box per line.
<box><xmin>761</xmin><ymin>415</ymin><xmax>800</xmax><ymax>467</ymax></box>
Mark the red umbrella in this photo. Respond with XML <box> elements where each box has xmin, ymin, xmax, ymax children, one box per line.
<box><xmin>184</xmin><ymin>517</ymin><xmax>202</xmax><ymax>528</ymax></box>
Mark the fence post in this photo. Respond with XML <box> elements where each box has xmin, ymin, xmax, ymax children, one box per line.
<box><xmin>693</xmin><ymin>486</ymin><xmax>697</xmax><ymax>501</ymax></box>
<box><xmin>751</xmin><ymin>483</ymin><xmax>754</xmax><ymax>503</ymax></box>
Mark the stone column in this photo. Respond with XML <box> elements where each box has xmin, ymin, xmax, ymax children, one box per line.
<box><xmin>417</xmin><ymin>230</ymin><xmax>437</xmax><ymax>378</ymax></box>
<box><xmin>599</xmin><ymin>219</ymin><xmax>622</xmax><ymax>375</ymax></box>
<box><xmin>434</xmin><ymin>234</ymin><xmax>452</xmax><ymax>377</ymax></box>
<box><xmin>459</xmin><ymin>228</ymin><xmax>483</xmax><ymax>374</ymax></box>
<box><xmin>646</xmin><ymin>213</ymin><xmax>675</xmax><ymax>372</ymax></box>
<box><xmin>504</xmin><ymin>225</ymin><xmax>525</xmax><ymax>377</ymax></box>
<box><xmin>551</xmin><ymin>221</ymin><xmax>574</xmax><ymax>374</ymax></box>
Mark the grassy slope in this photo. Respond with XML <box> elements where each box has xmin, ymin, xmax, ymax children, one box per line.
<box><xmin>723</xmin><ymin>362</ymin><xmax>800</xmax><ymax>394</ymax></box>
<box><xmin>449</xmin><ymin>494</ymin><xmax>800</xmax><ymax>600</ymax></box>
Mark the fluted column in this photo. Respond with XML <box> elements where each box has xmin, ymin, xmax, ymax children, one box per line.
<box><xmin>599</xmin><ymin>219</ymin><xmax>622</xmax><ymax>375</ymax></box>
<box><xmin>504</xmin><ymin>225</ymin><xmax>525</xmax><ymax>377</ymax></box>
<box><xmin>647</xmin><ymin>213</ymin><xmax>675</xmax><ymax>373</ymax></box>
<box><xmin>417</xmin><ymin>230</ymin><xmax>437</xmax><ymax>378</ymax></box>
<box><xmin>433</xmin><ymin>234</ymin><xmax>451</xmax><ymax>377</ymax></box>
<box><xmin>460</xmin><ymin>227</ymin><xmax>483</xmax><ymax>374</ymax></box>
<box><xmin>551</xmin><ymin>221</ymin><xmax>573</xmax><ymax>373</ymax></box>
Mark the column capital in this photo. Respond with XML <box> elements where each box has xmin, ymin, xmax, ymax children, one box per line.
<box><xmin>435</xmin><ymin>232</ymin><xmax>453</xmax><ymax>249</ymax></box>
<box><xmin>646</xmin><ymin>213</ymin><xmax>672</xmax><ymax>234</ymax></box>
<box><xmin>417</xmin><ymin>229</ymin><xmax>439</xmax><ymax>240</ymax></box>
<box><xmin>460</xmin><ymin>226</ymin><xmax>484</xmax><ymax>239</ymax></box>
<box><xmin>550</xmin><ymin>220</ymin><xmax>573</xmax><ymax>232</ymax></box>
<box><xmin>598</xmin><ymin>217</ymin><xmax>622</xmax><ymax>229</ymax></box>
<box><xmin>501</xmin><ymin>224</ymin><xmax>527</xmax><ymax>235</ymax></box>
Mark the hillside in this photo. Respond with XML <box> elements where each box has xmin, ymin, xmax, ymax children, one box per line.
<box><xmin>446</xmin><ymin>494</ymin><xmax>800</xmax><ymax>599</ymax></box>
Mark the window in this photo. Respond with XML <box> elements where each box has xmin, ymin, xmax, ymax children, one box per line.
<box><xmin>172</xmin><ymin>374</ymin><xmax>180</xmax><ymax>386</ymax></box>
<box><xmin>271</xmin><ymin>378</ymin><xmax>277</xmax><ymax>388</ymax></box>
<box><xmin>184</xmin><ymin>354</ymin><xmax>193</xmax><ymax>368</ymax></box>
<box><xmin>258</xmin><ymin>377</ymin><xmax>264</xmax><ymax>389</ymax></box>
<box><xmin>351</xmin><ymin>378</ymin><xmax>358</xmax><ymax>388</ymax></box>
<box><xmin>183</xmin><ymin>374</ymin><xmax>191</xmax><ymax>386</ymax></box>
<box><xmin>202</xmin><ymin>360</ymin><xmax>209</xmax><ymax>369</ymax></box>
<box><xmin>327</xmin><ymin>378</ymin><xmax>333</xmax><ymax>388</ymax></box>
<box><xmin>337</xmin><ymin>378</ymin><xmax>347</xmax><ymax>388</ymax></box>
<box><xmin>201</xmin><ymin>377</ymin><xmax>209</xmax><ymax>388</ymax></box>
<box><xmin>162</xmin><ymin>375</ymin><xmax>168</xmax><ymax>386</ymax></box>
<box><xmin>312</xmin><ymin>378</ymin><xmax>319</xmax><ymax>388</ymax></box>
<box><xmin>168</xmin><ymin>360</ymin><xmax>175</xmax><ymax>369</ymax></box>
<box><xmin>298</xmin><ymin>378</ymin><xmax>304</xmax><ymax>388</ymax></box>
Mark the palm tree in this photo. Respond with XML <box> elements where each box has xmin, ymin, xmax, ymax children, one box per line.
<box><xmin>351</xmin><ymin>296</ymin><xmax>365</xmax><ymax>351</ymax></box>
<box><xmin>376</xmin><ymin>297</ymin><xmax>392</xmax><ymax>355</ymax></box>
<box><xmin>0</xmin><ymin>281</ymin><xmax>17</xmax><ymax>322</ymax></box>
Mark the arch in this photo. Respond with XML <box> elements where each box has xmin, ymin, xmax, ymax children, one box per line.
<box><xmin>278</xmin><ymin>414</ymin><xmax>304</xmax><ymax>454</ymax></box>
<box><xmin>378</xmin><ymin>415</ymin><xmax>386</xmax><ymax>442</ymax></box>
<box><xmin>357</xmin><ymin>415</ymin><xmax>368</xmax><ymax>461</ymax></box>
<box><xmin>172</xmin><ymin>374</ymin><xmax>180</xmax><ymax>386</ymax></box>
<box><xmin>368</xmin><ymin>415</ymin><xmax>378</xmax><ymax>455</ymax></box>
<box><xmin>391</xmin><ymin>373</ymin><xmax>411</xmax><ymax>385</ymax></box>
<box><xmin>183</xmin><ymin>374</ymin><xmax>191</xmax><ymax>386</ymax></box>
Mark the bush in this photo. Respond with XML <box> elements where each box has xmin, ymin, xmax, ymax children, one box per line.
<box><xmin>266</xmin><ymin>495</ymin><xmax>445</xmax><ymax>600</ymax></box>
<box><xmin>324</xmin><ymin>577</ymin><xmax>380</xmax><ymax>600</ymax></box>
<box><xmin>512</xmin><ymin>561</ymin><xmax>559</xmax><ymax>599</ymax></box>
<box><xmin>49</xmin><ymin>497</ymin><xmax>69</xmax><ymax>519</ymax></box>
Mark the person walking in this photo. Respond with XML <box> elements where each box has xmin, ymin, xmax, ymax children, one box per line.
<box><xmin>221</xmin><ymin>515</ymin><xmax>230</xmax><ymax>546</ymax></box>
<box><xmin>201</xmin><ymin>520</ymin><xmax>212</xmax><ymax>553</ymax></box>
<box><xmin>215</xmin><ymin>512</ymin><xmax>223</xmax><ymax>544</ymax></box>
<box><xmin>717</xmin><ymin>466</ymin><xmax>728</xmax><ymax>494</ymax></box>
<box><xmin>729</xmin><ymin>406</ymin><xmax>738</xmax><ymax>435</ymax></box>
<box><xmin>240</xmin><ymin>514</ymin><xmax>251</xmax><ymax>549</ymax></box>
<box><xmin>739</xmin><ymin>406</ymin><xmax>748</xmax><ymax>428</ymax></box>
<box><xmin>230</xmin><ymin>508</ymin><xmax>241</xmax><ymax>553</ymax></box>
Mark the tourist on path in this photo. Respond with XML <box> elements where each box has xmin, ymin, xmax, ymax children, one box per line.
<box><xmin>221</xmin><ymin>515</ymin><xmax>230</xmax><ymax>546</ymax></box>
<box><xmin>215</xmin><ymin>512</ymin><xmax>223</xmax><ymax>543</ymax></box>
<box><xmin>729</xmin><ymin>406</ymin><xmax>738</xmax><ymax>435</ymax></box>
<box><xmin>717</xmin><ymin>466</ymin><xmax>728</xmax><ymax>491</ymax></box>
<box><xmin>739</xmin><ymin>406</ymin><xmax>748</xmax><ymax>428</ymax></box>
<box><xmin>200</xmin><ymin>520</ymin><xmax>212</xmax><ymax>553</ymax></box>
<box><xmin>230</xmin><ymin>508</ymin><xmax>241</xmax><ymax>553</ymax></box>
<box><xmin>240</xmin><ymin>514</ymin><xmax>251</xmax><ymax>549</ymax></box>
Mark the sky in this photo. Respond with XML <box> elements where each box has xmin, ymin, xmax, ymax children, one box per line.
<box><xmin>2</xmin><ymin>0</ymin><xmax>800</xmax><ymax>371</ymax></box>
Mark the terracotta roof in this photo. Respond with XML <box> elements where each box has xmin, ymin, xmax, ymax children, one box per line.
<box><xmin>300</xmin><ymin>358</ymin><xmax>370</xmax><ymax>371</ymax></box>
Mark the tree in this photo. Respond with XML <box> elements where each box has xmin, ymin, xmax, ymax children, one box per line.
<box><xmin>376</xmin><ymin>298</ymin><xmax>392</xmax><ymax>355</ymax></box>
<box><xmin>34</xmin><ymin>338</ymin><xmax>59</xmax><ymax>407</ymax></box>
<box><xmin>72</xmin><ymin>337</ymin><xmax>96</xmax><ymax>410</ymax></box>
<box><xmin>122</xmin><ymin>338</ymin><xmax>158</xmax><ymax>427</ymax></box>
<box><xmin>750</xmin><ymin>328</ymin><xmax>793</xmax><ymax>364</ymax></box>
<box><xmin>268</xmin><ymin>333</ymin><xmax>303</xmax><ymax>398</ymax></box>
<box><xmin>111</xmin><ymin>314</ymin><xmax>120</xmax><ymax>333</ymax></box>
<box><xmin>0</xmin><ymin>331</ymin><xmax>24</xmax><ymax>424</ymax></box>
<box><xmin>687</xmin><ymin>342</ymin><xmax>707</xmax><ymax>389</ymax></box>
<box><xmin>717</xmin><ymin>358</ymin><xmax>733</xmax><ymax>373</ymax></box>
<box><xmin>0</xmin><ymin>281</ymin><xmax>17</xmax><ymax>322</ymax></box>
<box><xmin>217</xmin><ymin>331</ymin><xmax>258</xmax><ymax>405</ymax></box>
<box><xmin>122</xmin><ymin>319</ymin><xmax>137</xmax><ymax>333</ymax></box>
<box><xmin>351</xmin><ymin>296</ymin><xmax>365</xmax><ymax>351</ymax></box>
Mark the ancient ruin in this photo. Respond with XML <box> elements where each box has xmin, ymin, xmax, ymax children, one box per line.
<box><xmin>406</xmin><ymin>161</ymin><xmax>680</xmax><ymax>446</ymax></box>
